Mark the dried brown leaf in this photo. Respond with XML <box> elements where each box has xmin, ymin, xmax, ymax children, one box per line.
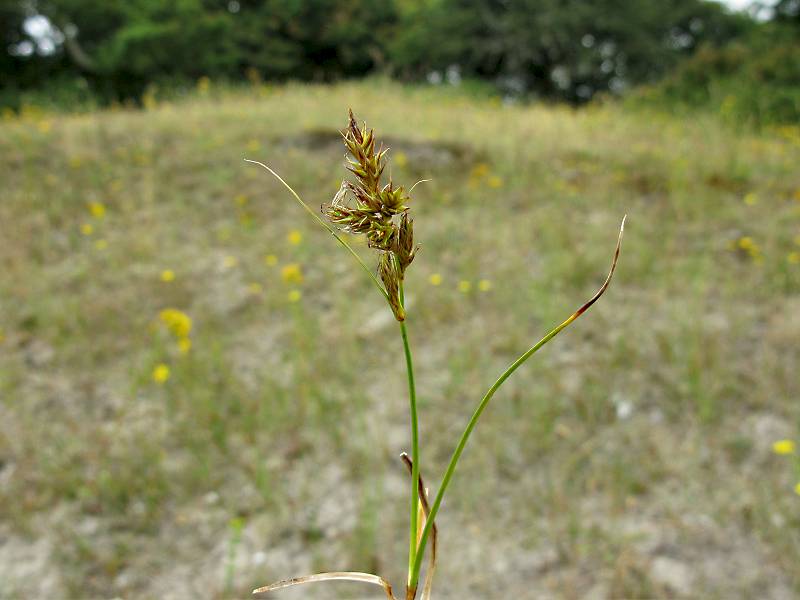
<box><xmin>253</xmin><ymin>571</ymin><xmax>397</xmax><ymax>599</ymax></box>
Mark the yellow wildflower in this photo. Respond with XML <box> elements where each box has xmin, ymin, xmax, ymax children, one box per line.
<box><xmin>142</xmin><ymin>87</ymin><xmax>158</xmax><ymax>110</ymax></box>
<box><xmin>458</xmin><ymin>280</ymin><xmax>472</xmax><ymax>293</ymax></box>
<box><xmin>160</xmin><ymin>269</ymin><xmax>175</xmax><ymax>282</ymax></box>
<box><xmin>743</xmin><ymin>192</ymin><xmax>758</xmax><ymax>206</ymax></box>
<box><xmin>80</xmin><ymin>223</ymin><xmax>94</xmax><ymax>236</ymax></box>
<box><xmin>429</xmin><ymin>273</ymin><xmax>442</xmax><ymax>286</ymax></box>
<box><xmin>264</xmin><ymin>254</ymin><xmax>278</xmax><ymax>266</ymax></box>
<box><xmin>788</xmin><ymin>252</ymin><xmax>800</xmax><ymax>265</ymax></box>
<box><xmin>772</xmin><ymin>440</ymin><xmax>795</xmax><ymax>454</ymax></box>
<box><xmin>773</xmin><ymin>440</ymin><xmax>796</xmax><ymax>455</ymax></box>
<box><xmin>248</xmin><ymin>282</ymin><xmax>263</xmax><ymax>294</ymax></box>
<box><xmin>736</xmin><ymin>236</ymin><xmax>762</xmax><ymax>261</ymax></box>
<box><xmin>795</xmin><ymin>482</ymin><xmax>800</xmax><ymax>496</ymax></box>
<box><xmin>281</xmin><ymin>263</ymin><xmax>303</xmax><ymax>284</ymax></box>
<box><xmin>88</xmin><ymin>201</ymin><xmax>106</xmax><ymax>218</ymax></box>
<box><xmin>478</xmin><ymin>279</ymin><xmax>492</xmax><ymax>292</ymax></box>
<box><xmin>288</xmin><ymin>230</ymin><xmax>303</xmax><ymax>245</ymax></box>
<box><xmin>487</xmin><ymin>175</ymin><xmax>504</xmax><ymax>189</ymax></box>
<box><xmin>94</xmin><ymin>239</ymin><xmax>108</xmax><ymax>250</ymax></box>
<box><xmin>471</xmin><ymin>163</ymin><xmax>490</xmax><ymax>178</ymax></box>
<box><xmin>37</xmin><ymin>120</ymin><xmax>52</xmax><ymax>133</ymax></box>
<box><xmin>178</xmin><ymin>338</ymin><xmax>192</xmax><ymax>355</ymax></box>
<box><xmin>159</xmin><ymin>308</ymin><xmax>192</xmax><ymax>338</ymax></box>
<box><xmin>247</xmin><ymin>139</ymin><xmax>261</xmax><ymax>152</ymax></box>
<box><xmin>288</xmin><ymin>289</ymin><xmax>302</xmax><ymax>302</ymax></box>
<box><xmin>152</xmin><ymin>364</ymin><xmax>170</xmax><ymax>384</ymax></box>
<box><xmin>196</xmin><ymin>76</ymin><xmax>211</xmax><ymax>94</ymax></box>
<box><xmin>222</xmin><ymin>255</ymin><xmax>239</xmax><ymax>269</ymax></box>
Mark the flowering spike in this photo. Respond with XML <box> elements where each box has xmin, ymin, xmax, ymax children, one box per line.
<box><xmin>322</xmin><ymin>110</ymin><xmax>418</xmax><ymax>315</ymax></box>
<box><xmin>348</xmin><ymin>109</ymin><xmax>363</xmax><ymax>144</ymax></box>
<box><xmin>379</xmin><ymin>253</ymin><xmax>405</xmax><ymax>321</ymax></box>
<box><xmin>395</xmin><ymin>213</ymin><xmax>417</xmax><ymax>272</ymax></box>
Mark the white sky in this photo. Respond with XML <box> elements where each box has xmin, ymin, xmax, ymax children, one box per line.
<box><xmin>719</xmin><ymin>0</ymin><xmax>779</xmax><ymax>11</ymax></box>
<box><xmin>722</xmin><ymin>0</ymin><xmax>753</xmax><ymax>8</ymax></box>
<box><xmin>716</xmin><ymin>0</ymin><xmax>779</xmax><ymax>19</ymax></box>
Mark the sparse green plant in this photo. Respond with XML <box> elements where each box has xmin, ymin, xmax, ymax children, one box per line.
<box><xmin>247</xmin><ymin>110</ymin><xmax>626</xmax><ymax>599</ymax></box>
<box><xmin>224</xmin><ymin>516</ymin><xmax>245</xmax><ymax>595</ymax></box>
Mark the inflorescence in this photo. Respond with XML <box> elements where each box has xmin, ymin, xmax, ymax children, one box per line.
<box><xmin>323</xmin><ymin>110</ymin><xmax>417</xmax><ymax>321</ymax></box>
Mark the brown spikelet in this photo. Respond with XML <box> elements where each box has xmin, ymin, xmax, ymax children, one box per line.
<box><xmin>395</xmin><ymin>212</ymin><xmax>417</xmax><ymax>273</ymax></box>
<box><xmin>347</xmin><ymin>109</ymin><xmax>363</xmax><ymax>144</ymax></box>
<box><xmin>379</xmin><ymin>253</ymin><xmax>405</xmax><ymax>321</ymax></box>
<box><xmin>323</xmin><ymin>110</ymin><xmax>418</xmax><ymax>321</ymax></box>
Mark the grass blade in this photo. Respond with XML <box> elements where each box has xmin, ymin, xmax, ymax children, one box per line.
<box><xmin>400</xmin><ymin>453</ymin><xmax>438</xmax><ymax>600</ymax></box>
<box><xmin>252</xmin><ymin>571</ymin><xmax>397</xmax><ymax>599</ymax></box>
<box><xmin>409</xmin><ymin>215</ymin><xmax>627</xmax><ymax>588</ymax></box>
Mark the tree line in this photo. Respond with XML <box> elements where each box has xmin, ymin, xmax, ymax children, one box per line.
<box><xmin>0</xmin><ymin>0</ymin><xmax>794</xmax><ymax>112</ymax></box>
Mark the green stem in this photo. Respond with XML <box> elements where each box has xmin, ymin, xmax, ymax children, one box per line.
<box><xmin>399</xmin><ymin>284</ymin><xmax>421</xmax><ymax>587</ymax></box>
<box><xmin>409</xmin><ymin>315</ymin><xmax>574</xmax><ymax>587</ymax></box>
<box><xmin>409</xmin><ymin>216</ymin><xmax>625</xmax><ymax>588</ymax></box>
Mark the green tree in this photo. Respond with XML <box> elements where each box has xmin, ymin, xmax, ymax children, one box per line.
<box><xmin>24</xmin><ymin>0</ymin><xmax>397</xmax><ymax>100</ymax></box>
<box><xmin>0</xmin><ymin>1</ymin><xmax>28</xmax><ymax>85</ymax></box>
<box><xmin>772</xmin><ymin>0</ymin><xmax>799</xmax><ymax>24</ymax></box>
<box><xmin>231</xmin><ymin>0</ymin><xmax>397</xmax><ymax>80</ymax></box>
<box><xmin>634</xmin><ymin>3</ymin><xmax>799</xmax><ymax>127</ymax></box>
<box><xmin>390</xmin><ymin>0</ymin><xmax>752</xmax><ymax>102</ymax></box>
<box><xmin>0</xmin><ymin>0</ymin><xmax>761</xmax><ymax>108</ymax></box>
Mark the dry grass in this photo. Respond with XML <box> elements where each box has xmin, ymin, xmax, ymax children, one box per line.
<box><xmin>1</xmin><ymin>79</ymin><xmax>800</xmax><ymax>598</ymax></box>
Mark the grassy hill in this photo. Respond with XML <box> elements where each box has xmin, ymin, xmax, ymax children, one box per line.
<box><xmin>1</xmin><ymin>80</ymin><xmax>800</xmax><ymax>598</ymax></box>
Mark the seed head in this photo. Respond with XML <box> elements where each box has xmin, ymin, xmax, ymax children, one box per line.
<box><xmin>323</xmin><ymin>110</ymin><xmax>419</xmax><ymax>321</ymax></box>
<box><xmin>379</xmin><ymin>252</ymin><xmax>405</xmax><ymax>321</ymax></box>
<box><xmin>343</xmin><ymin>109</ymin><xmax>386</xmax><ymax>195</ymax></box>
<box><xmin>394</xmin><ymin>212</ymin><xmax>417</xmax><ymax>273</ymax></box>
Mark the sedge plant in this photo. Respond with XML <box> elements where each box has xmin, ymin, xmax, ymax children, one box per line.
<box><xmin>245</xmin><ymin>111</ymin><xmax>625</xmax><ymax>600</ymax></box>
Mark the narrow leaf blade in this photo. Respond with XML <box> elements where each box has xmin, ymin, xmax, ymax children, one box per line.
<box><xmin>253</xmin><ymin>571</ymin><xmax>397</xmax><ymax>599</ymax></box>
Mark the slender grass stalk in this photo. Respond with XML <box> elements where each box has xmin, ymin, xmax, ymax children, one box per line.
<box><xmin>401</xmin><ymin>453</ymin><xmax>438</xmax><ymax>600</ymax></box>
<box><xmin>399</xmin><ymin>284</ymin><xmax>421</xmax><ymax>588</ymax></box>
<box><xmin>244</xmin><ymin>159</ymin><xmax>388</xmax><ymax>301</ymax></box>
<box><xmin>249</xmin><ymin>112</ymin><xmax>624</xmax><ymax>600</ymax></box>
<box><xmin>408</xmin><ymin>216</ymin><xmax>626</xmax><ymax>589</ymax></box>
<box><xmin>246</xmin><ymin>148</ymin><xmax>422</xmax><ymax>595</ymax></box>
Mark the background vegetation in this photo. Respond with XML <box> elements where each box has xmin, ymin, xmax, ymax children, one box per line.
<box><xmin>634</xmin><ymin>2</ymin><xmax>800</xmax><ymax>127</ymax></box>
<box><xmin>1</xmin><ymin>0</ymin><xmax>797</xmax><ymax>124</ymax></box>
<box><xmin>2</xmin><ymin>79</ymin><xmax>800</xmax><ymax>597</ymax></box>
